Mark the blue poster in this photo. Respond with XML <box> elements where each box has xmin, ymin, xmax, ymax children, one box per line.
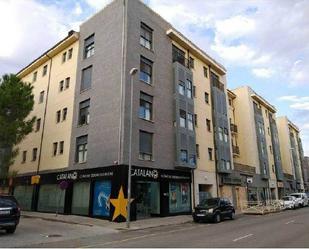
<box><xmin>92</xmin><ymin>181</ymin><xmax>111</xmax><ymax>217</ymax></box>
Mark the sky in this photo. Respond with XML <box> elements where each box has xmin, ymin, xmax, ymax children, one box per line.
<box><xmin>0</xmin><ymin>0</ymin><xmax>309</xmax><ymax>155</ymax></box>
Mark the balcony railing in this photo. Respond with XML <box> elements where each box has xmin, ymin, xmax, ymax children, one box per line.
<box><xmin>172</xmin><ymin>50</ymin><xmax>191</xmax><ymax>69</ymax></box>
<box><xmin>232</xmin><ymin>145</ymin><xmax>240</xmax><ymax>155</ymax></box>
<box><xmin>234</xmin><ymin>163</ymin><xmax>256</xmax><ymax>174</ymax></box>
<box><xmin>230</xmin><ymin>123</ymin><xmax>238</xmax><ymax>133</ymax></box>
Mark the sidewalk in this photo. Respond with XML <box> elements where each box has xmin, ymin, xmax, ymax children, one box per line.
<box><xmin>21</xmin><ymin>211</ymin><xmax>193</xmax><ymax>231</ymax></box>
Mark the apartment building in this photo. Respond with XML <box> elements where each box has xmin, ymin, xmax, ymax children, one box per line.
<box><xmin>7</xmin><ymin>0</ymin><xmax>230</xmax><ymax>221</ymax></box>
<box><xmin>224</xmin><ymin>86</ymin><xmax>285</xmax><ymax>208</ymax></box>
<box><xmin>277</xmin><ymin>116</ymin><xmax>305</xmax><ymax>193</ymax></box>
<box><xmin>9</xmin><ymin>31</ymin><xmax>79</xmax><ymax>211</ymax></box>
<box><xmin>302</xmin><ymin>156</ymin><xmax>309</xmax><ymax>192</ymax></box>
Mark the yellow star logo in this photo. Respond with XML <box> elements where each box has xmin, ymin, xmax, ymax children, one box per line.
<box><xmin>110</xmin><ymin>186</ymin><xmax>128</xmax><ymax>221</ymax></box>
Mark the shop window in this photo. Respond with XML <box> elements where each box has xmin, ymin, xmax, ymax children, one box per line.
<box><xmin>169</xmin><ymin>182</ymin><xmax>191</xmax><ymax>213</ymax></box>
<box><xmin>92</xmin><ymin>181</ymin><xmax>111</xmax><ymax>217</ymax></box>
<box><xmin>37</xmin><ymin>184</ymin><xmax>65</xmax><ymax>213</ymax></box>
<box><xmin>72</xmin><ymin>182</ymin><xmax>90</xmax><ymax>215</ymax></box>
<box><xmin>13</xmin><ymin>185</ymin><xmax>33</xmax><ymax>211</ymax></box>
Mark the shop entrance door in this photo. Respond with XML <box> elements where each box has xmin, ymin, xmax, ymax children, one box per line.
<box><xmin>135</xmin><ymin>181</ymin><xmax>160</xmax><ymax>219</ymax></box>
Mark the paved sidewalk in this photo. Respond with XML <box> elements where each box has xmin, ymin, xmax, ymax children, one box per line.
<box><xmin>21</xmin><ymin>211</ymin><xmax>193</xmax><ymax>231</ymax></box>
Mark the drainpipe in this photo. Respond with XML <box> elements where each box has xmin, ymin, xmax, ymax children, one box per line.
<box><xmin>118</xmin><ymin>0</ymin><xmax>127</xmax><ymax>165</ymax></box>
<box><xmin>36</xmin><ymin>54</ymin><xmax>53</xmax><ymax>174</ymax></box>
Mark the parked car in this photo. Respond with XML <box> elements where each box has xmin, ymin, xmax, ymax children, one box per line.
<box><xmin>280</xmin><ymin>196</ymin><xmax>297</xmax><ymax>209</ymax></box>
<box><xmin>290</xmin><ymin>193</ymin><xmax>309</xmax><ymax>207</ymax></box>
<box><xmin>306</xmin><ymin>192</ymin><xmax>309</xmax><ymax>199</ymax></box>
<box><xmin>192</xmin><ymin>197</ymin><xmax>235</xmax><ymax>223</ymax></box>
<box><xmin>0</xmin><ymin>195</ymin><xmax>20</xmax><ymax>234</ymax></box>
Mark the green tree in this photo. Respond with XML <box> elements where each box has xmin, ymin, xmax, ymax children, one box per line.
<box><xmin>0</xmin><ymin>74</ymin><xmax>35</xmax><ymax>178</ymax></box>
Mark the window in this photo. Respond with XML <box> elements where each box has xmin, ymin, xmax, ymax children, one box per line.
<box><xmin>139</xmin><ymin>92</ymin><xmax>153</xmax><ymax>121</ymax></box>
<box><xmin>140</xmin><ymin>22</ymin><xmax>152</xmax><ymax>49</ymax></box>
<box><xmin>203</xmin><ymin>66</ymin><xmax>208</xmax><ymax>78</ymax></box>
<box><xmin>76</xmin><ymin>135</ymin><xmax>88</xmax><ymax>163</ymax></box>
<box><xmin>272</xmin><ymin>164</ymin><xmax>275</xmax><ymax>173</ymax></box>
<box><xmin>267</xmin><ymin>127</ymin><xmax>270</xmax><ymax>135</ymax></box>
<box><xmin>36</xmin><ymin>118</ymin><xmax>41</xmax><ymax>132</ymax></box>
<box><xmin>42</xmin><ymin>65</ymin><xmax>48</xmax><ymax>76</ymax></box>
<box><xmin>33</xmin><ymin>71</ymin><xmax>37</xmax><ymax>82</ymax></box>
<box><xmin>205</xmin><ymin>92</ymin><xmax>209</xmax><ymax>104</ymax></box>
<box><xmin>59</xmin><ymin>80</ymin><xmax>64</xmax><ymax>92</ymax></box>
<box><xmin>186</xmin><ymin>79</ymin><xmax>193</xmax><ymax>99</ymax></box>
<box><xmin>224</xmin><ymin>128</ymin><xmax>228</xmax><ymax>143</ymax></box>
<box><xmin>59</xmin><ymin>141</ymin><xmax>64</xmax><ymax>155</ymax></box>
<box><xmin>208</xmin><ymin>148</ymin><xmax>213</xmax><ymax>161</ymax></box>
<box><xmin>79</xmin><ymin>99</ymin><xmax>90</xmax><ymax>125</ymax></box>
<box><xmin>189</xmin><ymin>57</ymin><xmax>194</xmax><ymax>69</ymax></box>
<box><xmin>228</xmin><ymin>98</ymin><xmax>232</xmax><ymax>106</ymax></box>
<box><xmin>196</xmin><ymin>144</ymin><xmax>200</xmax><ymax>158</ymax></box>
<box><xmin>68</xmin><ymin>48</ymin><xmax>73</xmax><ymax>60</ymax></box>
<box><xmin>194</xmin><ymin>114</ymin><xmax>198</xmax><ymax>127</ymax></box>
<box><xmin>258</xmin><ymin>122</ymin><xmax>264</xmax><ymax>135</ymax></box>
<box><xmin>261</xmin><ymin>142</ymin><xmax>265</xmax><ymax>155</ymax></box>
<box><xmin>84</xmin><ymin>34</ymin><xmax>94</xmax><ymax>58</ymax></box>
<box><xmin>139</xmin><ymin>131</ymin><xmax>153</xmax><ymax>161</ymax></box>
<box><xmin>269</xmin><ymin>145</ymin><xmax>273</xmax><ymax>154</ymax></box>
<box><xmin>32</xmin><ymin>148</ymin><xmax>38</xmax><ymax>161</ymax></box>
<box><xmin>220</xmin><ymin>159</ymin><xmax>226</xmax><ymax>170</ymax></box>
<box><xmin>193</xmin><ymin>85</ymin><xmax>196</xmax><ymax>98</ymax></box>
<box><xmin>226</xmin><ymin>161</ymin><xmax>231</xmax><ymax>170</ymax></box>
<box><xmin>81</xmin><ymin>66</ymin><xmax>92</xmax><ymax>91</ymax></box>
<box><xmin>56</xmin><ymin>110</ymin><xmax>61</xmax><ymax>123</ymax></box>
<box><xmin>180</xmin><ymin>150</ymin><xmax>188</xmax><ymax>163</ymax></box>
<box><xmin>206</xmin><ymin>119</ymin><xmax>211</xmax><ymax>132</ymax></box>
<box><xmin>172</xmin><ymin>45</ymin><xmax>186</xmax><ymax>66</ymax></box>
<box><xmin>218</xmin><ymin>127</ymin><xmax>223</xmax><ymax>141</ymax></box>
<box><xmin>265</xmin><ymin>110</ymin><xmax>268</xmax><ymax>117</ymax></box>
<box><xmin>39</xmin><ymin>91</ymin><xmax>44</xmax><ymax>103</ymax></box>
<box><xmin>180</xmin><ymin>110</ymin><xmax>186</xmax><ymax>128</ymax></box>
<box><xmin>62</xmin><ymin>108</ymin><xmax>67</xmax><ymax>121</ymax></box>
<box><xmin>189</xmin><ymin>154</ymin><xmax>196</xmax><ymax>166</ymax></box>
<box><xmin>188</xmin><ymin>113</ymin><xmax>194</xmax><ymax>131</ymax></box>
<box><xmin>263</xmin><ymin>162</ymin><xmax>267</xmax><ymax>175</ymax></box>
<box><xmin>62</xmin><ymin>52</ymin><xmax>67</xmax><ymax>63</ymax></box>
<box><xmin>140</xmin><ymin>56</ymin><xmax>153</xmax><ymax>84</ymax></box>
<box><xmin>22</xmin><ymin>151</ymin><xmax>27</xmax><ymax>163</ymax></box>
<box><xmin>53</xmin><ymin>142</ymin><xmax>58</xmax><ymax>156</ymax></box>
<box><xmin>178</xmin><ymin>81</ymin><xmax>185</xmax><ymax>95</ymax></box>
<box><xmin>65</xmin><ymin>77</ymin><xmax>70</xmax><ymax>89</ymax></box>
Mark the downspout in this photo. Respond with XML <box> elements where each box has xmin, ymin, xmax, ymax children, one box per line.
<box><xmin>118</xmin><ymin>0</ymin><xmax>127</xmax><ymax>165</ymax></box>
<box><xmin>36</xmin><ymin>54</ymin><xmax>53</xmax><ymax>174</ymax></box>
<box><xmin>209</xmin><ymin>65</ymin><xmax>220</xmax><ymax>198</ymax></box>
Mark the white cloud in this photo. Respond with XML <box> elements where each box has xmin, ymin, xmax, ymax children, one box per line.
<box><xmin>289</xmin><ymin>60</ymin><xmax>309</xmax><ymax>86</ymax></box>
<box><xmin>278</xmin><ymin>95</ymin><xmax>309</xmax><ymax>102</ymax></box>
<box><xmin>0</xmin><ymin>0</ymin><xmax>82</xmax><ymax>75</ymax></box>
<box><xmin>290</xmin><ymin>102</ymin><xmax>309</xmax><ymax>111</ymax></box>
<box><xmin>252</xmin><ymin>68</ymin><xmax>274</xmax><ymax>78</ymax></box>
<box><xmin>85</xmin><ymin>0</ymin><xmax>112</xmax><ymax>10</ymax></box>
<box><xmin>74</xmin><ymin>2</ymin><xmax>83</xmax><ymax>15</ymax></box>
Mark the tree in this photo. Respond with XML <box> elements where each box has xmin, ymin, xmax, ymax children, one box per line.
<box><xmin>0</xmin><ymin>74</ymin><xmax>35</xmax><ymax>178</ymax></box>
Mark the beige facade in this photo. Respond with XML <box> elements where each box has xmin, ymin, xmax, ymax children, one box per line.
<box><xmin>10</xmin><ymin>32</ymin><xmax>79</xmax><ymax>175</ymax></box>
<box><xmin>277</xmin><ymin>116</ymin><xmax>304</xmax><ymax>191</ymax></box>
<box><xmin>228</xmin><ymin>86</ymin><xmax>279</xmax><ymax>201</ymax></box>
<box><xmin>169</xmin><ymin>33</ymin><xmax>227</xmax><ymax>201</ymax></box>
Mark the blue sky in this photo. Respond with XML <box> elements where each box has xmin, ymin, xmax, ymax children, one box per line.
<box><xmin>0</xmin><ymin>0</ymin><xmax>309</xmax><ymax>155</ymax></box>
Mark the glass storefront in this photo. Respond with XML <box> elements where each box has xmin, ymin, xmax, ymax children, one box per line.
<box><xmin>169</xmin><ymin>182</ymin><xmax>191</xmax><ymax>213</ymax></box>
<box><xmin>72</xmin><ymin>182</ymin><xmax>90</xmax><ymax>215</ymax></box>
<box><xmin>92</xmin><ymin>181</ymin><xmax>111</xmax><ymax>217</ymax></box>
<box><xmin>14</xmin><ymin>185</ymin><xmax>33</xmax><ymax>211</ymax></box>
<box><xmin>135</xmin><ymin>181</ymin><xmax>160</xmax><ymax>219</ymax></box>
<box><xmin>38</xmin><ymin>184</ymin><xmax>65</xmax><ymax>213</ymax></box>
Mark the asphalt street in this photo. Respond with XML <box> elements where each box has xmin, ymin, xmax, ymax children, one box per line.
<box><xmin>1</xmin><ymin>207</ymin><xmax>309</xmax><ymax>248</ymax></box>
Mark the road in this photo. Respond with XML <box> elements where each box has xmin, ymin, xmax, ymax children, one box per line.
<box><xmin>1</xmin><ymin>207</ymin><xmax>309</xmax><ymax>248</ymax></box>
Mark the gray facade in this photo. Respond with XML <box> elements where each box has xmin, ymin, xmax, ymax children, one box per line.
<box><xmin>69</xmin><ymin>0</ymin><xmax>195</xmax><ymax>172</ymax></box>
<box><xmin>210</xmin><ymin>72</ymin><xmax>231</xmax><ymax>173</ymax></box>
<box><xmin>253</xmin><ymin>103</ymin><xmax>269</xmax><ymax>179</ymax></box>
<box><xmin>289</xmin><ymin>133</ymin><xmax>301</xmax><ymax>183</ymax></box>
<box><xmin>269</xmin><ymin>115</ymin><xmax>284</xmax><ymax>181</ymax></box>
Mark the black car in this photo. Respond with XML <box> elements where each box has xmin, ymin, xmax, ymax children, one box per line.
<box><xmin>193</xmin><ymin>197</ymin><xmax>235</xmax><ymax>223</ymax></box>
<box><xmin>0</xmin><ymin>195</ymin><xmax>20</xmax><ymax>234</ymax></box>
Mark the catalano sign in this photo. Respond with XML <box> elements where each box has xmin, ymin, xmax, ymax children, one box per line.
<box><xmin>56</xmin><ymin>171</ymin><xmax>78</xmax><ymax>181</ymax></box>
<box><xmin>131</xmin><ymin>168</ymin><xmax>159</xmax><ymax>179</ymax></box>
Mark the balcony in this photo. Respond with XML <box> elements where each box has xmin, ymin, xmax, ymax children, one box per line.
<box><xmin>234</xmin><ymin>163</ymin><xmax>256</xmax><ymax>175</ymax></box>
<box><xmin>230</xmin><ymin>123</ymin><xmax>238</xmax><ymax>134</ymax></box>
<box><xmin>232</xmin><ymin>145</ymin><xmax>240</xmax><ymax>156</ymax></box>
<box><xmin>172</xmin><ymin>48</ymin><xmax>192</xmax><ymax>69</ymax></box>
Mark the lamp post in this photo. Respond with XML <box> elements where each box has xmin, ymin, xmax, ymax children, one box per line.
<box><xmin>126</xmin><ymin>67</ymin><xmax>138</xmax><ymax>229</ymax></box>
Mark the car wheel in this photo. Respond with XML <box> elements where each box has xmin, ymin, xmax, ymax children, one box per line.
<box><xmin>6</xmin><ymin>226</ymin><xmax>16</xmax><ymax>234</ymax></box>
<box><xmin>214</xmin><ymin>213</ymin><xmax>221</xmax><ymax>223</ymax></box>
<box><xmin>230</xmin><ymin>211</ymin><xmax>235</xmax><ymax>220</ymax></box>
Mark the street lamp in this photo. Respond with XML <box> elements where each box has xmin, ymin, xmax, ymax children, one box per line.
<box><xmin>127</xmin><ymin>67</ymin><xmax>138</xmax><ymax>229</ymax></box>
